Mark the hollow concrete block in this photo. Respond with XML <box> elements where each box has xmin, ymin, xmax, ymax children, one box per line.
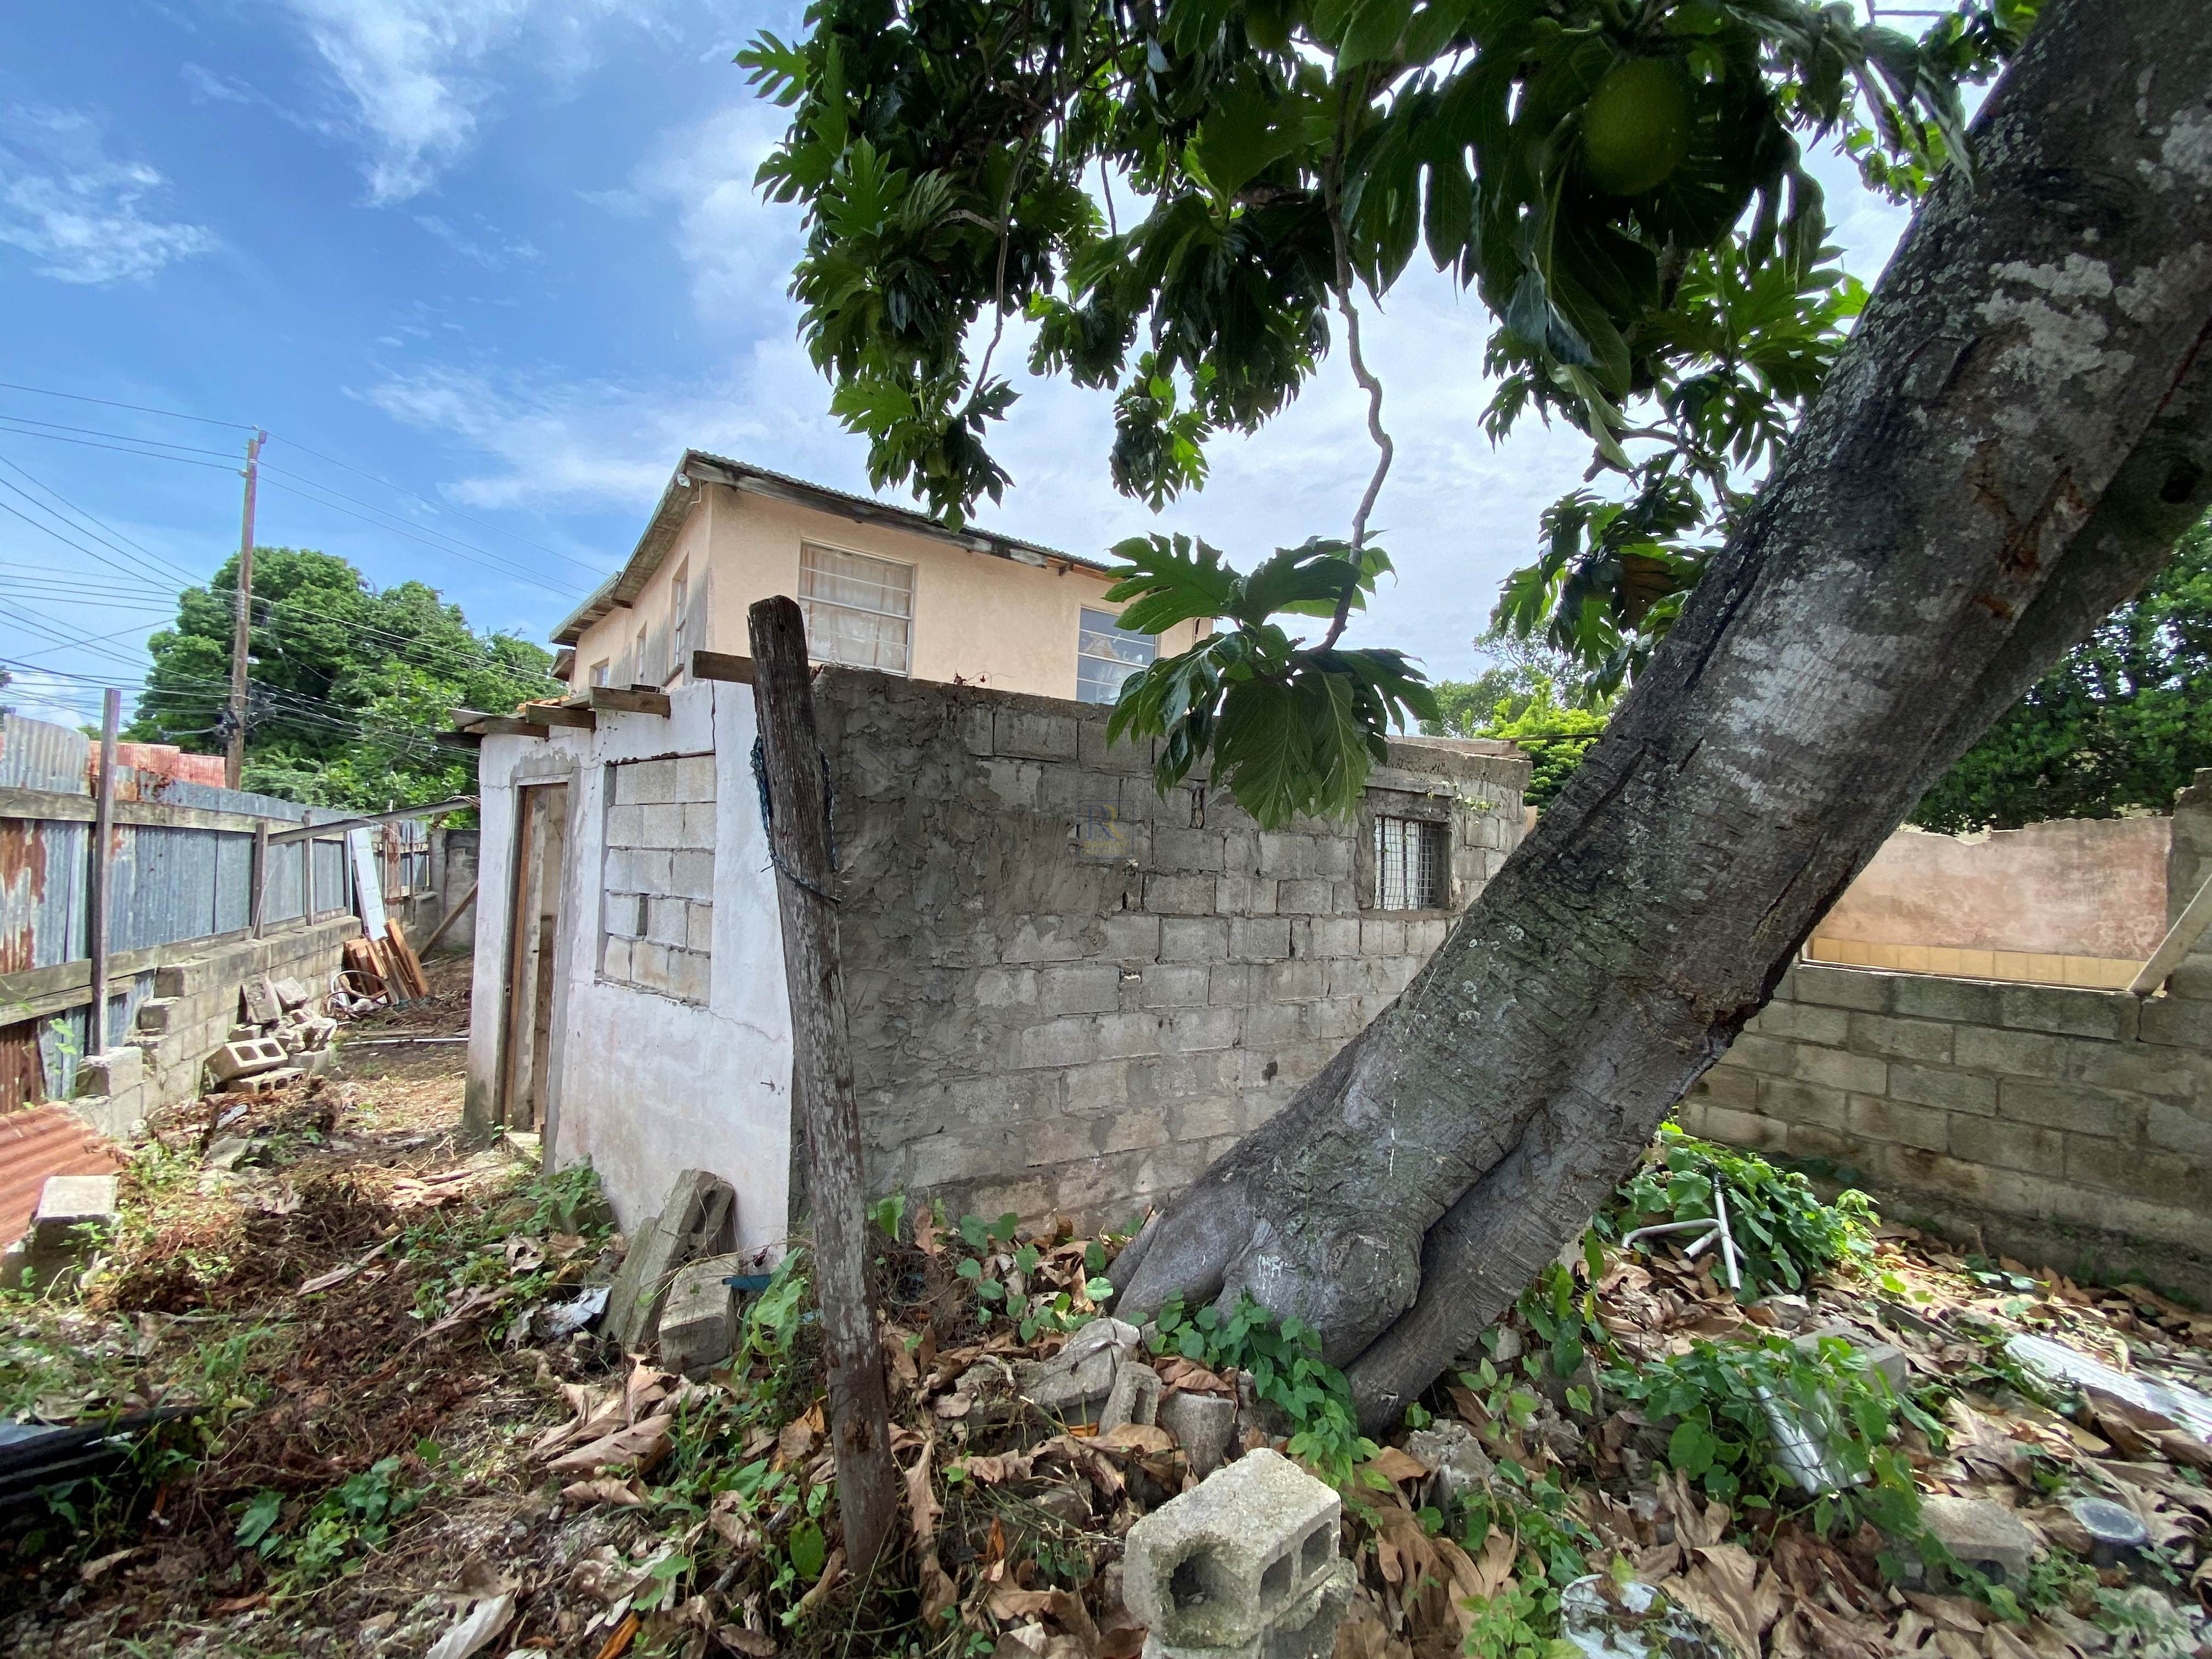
<box><xmin>1124</xmin><ymin>1447</ymin><xmax>1352</xmax><ymax>1659</ymax></box>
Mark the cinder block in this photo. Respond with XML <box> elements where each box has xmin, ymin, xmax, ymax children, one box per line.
<box><xmin>686</xmin><ymin>902</ymin><xmax>715</xmax><ymax>953</ymax></box>
<box><xmin>1153</xmin><ymin>828</ymin><xmax>1227</xmax><ymax>873</ymax></box>
<box><xmin>207</xmin><ymin>1036</ymin><xmax>286</xmax><ymax>1084</ymax></box>
<box><xmin>675</xmin><ymin>754</ymin><xmax>716</xmax><ymax>803</ymax></box>
<box><xmin>153</xmin><ymin>960</ymin><xmax>211</xmax><ymax>1000</ymax></box>
<box><xmin>2063</xmin><ymin>1040</ymin><xmax>2195</xmax><ymax>1098</ymax></box>
<box><xmin>1999</xmin><ymin>983</ymin><xmax>2133</xmax><ymax>1042</ymax></box>
<box><xmin>1949</xmin><ymin>1114</ymin><xmax>2065</xmax><ymax>1177</ymax></box>
<box><xmin>997</xmin><ymin>709</ymin><xmax>1079</xmax><ymax>761</ymax></box>
<box><xmin>679</xmin><ymin>803</ymin><xmax>718</xmax><ymax>848</ymax></box>
<box><xmin>648</xmin><ymin>896</ymin><xmax>689</xmax><ymax>947</ymax></box>
<box><xmin>606</xmin><ymin>803</ymin><xmax>643</xmax><ymax>845</ymax></box>
<box><xmin>1749</xmin><ymin>1000</ymin><xmax>1847</xmax><ymax>1047</ymax></box>
<box><xmin>1847</xmin><ymin>1012</ymin><xmax>1954</xmax><ymax>1064</ymax></box>
<box><xmin>31</xmin><ymin>1173</ymin><xmax>120</xmax><ymax>1252</ymax></box>
<box><xmin>2145</xmin><ymin>1102</ymin><xmax>2212</xmax><ymax>1158</ymax></box>
<box><xmin>1299</xmin><ymin>917</ymin><xmax>1360</xmax><ymax>958</ymax></box>
<box><xmin>1041</xmin><ymin>964</ymin><xmax>1121</xmax><ymax>1017</ymax></box>
<box><xmin>1999</xmin><ymin>1077</ymin><xmax>2142</xmax><ymax>1138</ymax></box>
<box><xmin>1690</xmin><ymin>1065</ymin><xmax>1757</xmax><ymax>1109</ymax></box>
<box><xmin>1098</xmin><ymin>1011</ymin><xmax>1169</xmax><ymax>1060</ymax></box>
<box><xmin>1358</xmin><ymin>918</ymin><xmax>1406</xmax><ymax>957</ymax></box>
<box><xmin>1887</xmin><ymin>1062</ymin><xmax>1997</xmax><ymax>1115</ymax></box>
<box><xmin>669</xmin><ymin>850</ymin><xmax>715</xmax><ymax>901</ymax></box>
<box><xmin>1161</xmin><ymin>918</ymin><xmax>1229</xmax><ymax>962</ymax></box>
<box><xmin>2067</xmin><ymin>1137</ymin><xmax>2196</xmax><ymax>1205</ymax></box>
<box><xmin>1166</xmin><ymin>1005</ymin><xmax>1243</xmax><ymax>1053</ymax></box>
<box><xmin>1256</xmin><ymin>833</ymin><xmax>1317</xmax><ymax>878</ymax></box>
<box><xmin>1791</xmin><ymin>964</ymin><xmax>1893</xmax><ymax>1012</ymax></box>
<box><xmin>1312</xmin><ymin>838</ymin><xmax>1353</xmax><ymax>880</ymax></box>
<box><xmin>1260</xmin><ymin>959</ymin><xmax>1327</xmax><ymax>1003</ymax></box>
<box><xmin>1015</xmin><ymin>1017</ymin><xmax>1102</xmax><ymax>1070</ymax></box>
<box><xmin>1100</xmin><ymin>913</ymin><xmax>1163</xmax><ymax>961</ymax></box>
<box><xmin>1952</xmin><ymin>1025</ymin><xmax>2062</xmax><ymax>1077</ymax></box>
<box><xmin>1786</xmin><ymin>1121</ymin><xmax>1859</xmax><ymax>1163</ymax></box>
<box><xmin>1214</xmin><ymin>875</ymin><xmax>1277</xmax><ymax>916</ymax></box>
<box><xmin>1138</xmin><ymin>965</ymin><xmax>1210</xmax><ymax>1009</ymax></box>
<box><xmin>961</xmin><ymin>704</ymin><xmax>996</xmax><ymax>757</ymax></box>
<box><xmin>1144</xmin><ymin>874</ymin><xmax>1218</xmax><ymax>917</ymax></box>
<box><xmin>1723</xmin><ymin>1034</ymin><xmax>1795</xmax><ymax>1077</ymax></box>
<box><xmin>1847</xmin><ymin>1093</ymin><xmax>1949</xmax><ymax>1153</ymax></box>
<box><xmin>135</xmin><ymin>998</ymin><xmax>180</xmax><ymax>1036</ymax></box>
<box><xmin>1406</xmin><ymin>919</ymin><xmax>1450</xmax><ymax>957</ymax></box>
<box><xmin>1696</xmin><ymin>1104</ymin><xmax>1791</xmax><ymax>1153</ymax></box>
<box><xmin>667</xmin><ymin>948</ymin><xmax>710</xmax><ymax>1005</ymax></box>
<box><xmin>1306</xmin><ymin>998</ymin><xmax>1367</xmax><ymax>1041</ymax></box>
<box><xmin>601</xmin><ymin>936</ymin><xmax>633</xmax><ymax>981</ymax></box>
<box><xmin>1793</xmin><ymin>1045</ymin><xmax>1887</xmax><ymax>1096</ymax></box>
<box><xmin>1079</xmin><ymin>718</ymin><xmax>1151</xmax><ymax>774</ymax></box>
<box><xmin>639</xmin><ymin>803</ymin><xmax>684</xmax><ymax>848</ymax></box>
<box><xmin>1229</xmin><ymin>917</ymin><xmax>1291</xmax><ymax>961</ymax></box>
<box><xmin>1276</xmin><ymin>879</ymin><xmax>1334</xmax><ymax>915</ymax></box>
<box><xmin>631</xmin><ymin>941</ymin><xmax>673</xmax><ymax>994</ymax></box>
<box><xmin>1756</xmin><ymin>1075</ymin><xmax>1849</xmax><ymax>1127</ymax></box>
<box><xmin>1891</xmin><ymin>974</ymin><xmax>1999</xmax><ymax>1025</ymax></box>
<box><xmin>1003</xmin><ymin>917</ymin><xmax>1088</xmax><ymax>964</ymax></box>
<box><xmin>74</xmin><ymin>1046</ymin><xmax>143</xmax><ymax>1099</ymax></box>
<box><xmin>657</xmin><ymin>1251</ymin><xmax>744</xmax><ymax>1378</ymax></box>
<box><xmin>2140</xmin><ymin>995</ymin><xmax>2212</xmax><ymax>1049</ymax></box>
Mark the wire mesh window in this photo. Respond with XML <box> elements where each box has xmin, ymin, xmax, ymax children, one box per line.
<box><xmin>1076</xmin><ymin>607</ymin><xmax>1157</xmax><ymax>704</ymax></box>
<box><xmin>800</xmin><ymin>543</ymin><xmax>915</xmax><ymax>675</ymax></box>
<box><xmin>1373</xmin><ymin>816</ymin><xmax>1449</xmax><ymax>911</ymax></box>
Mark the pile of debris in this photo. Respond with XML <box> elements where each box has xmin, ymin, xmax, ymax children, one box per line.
<box><xmin>204</xmin><ymin>972</ymin><xmax>340</xmax><ymax>1093</ymax></box>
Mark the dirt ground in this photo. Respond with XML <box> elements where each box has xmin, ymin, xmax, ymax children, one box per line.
<box><xmin>2</xmin><ymin>951</ymin><xmax>2209</xmax><ymax>1659</ymax></box>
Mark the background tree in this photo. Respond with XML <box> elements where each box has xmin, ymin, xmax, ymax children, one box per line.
<box><xmin>129</xmin><ymin>546</ymin><xmax>558</xmax><ymax>810</ymax></box>
<box><xmin>1424</xmin><ymin>630</ymin><xmax>1608</xmax><ymax>809</ymax></box>
<box><xmin>1910</xmin><ymin>512</ymin><xmax>2212</xmax><ymax>833</ymax></box>
<box><xmin>745</xmin><ymin>0</ymin><xmax>2212</xmax><ymax>1429</ymax></box>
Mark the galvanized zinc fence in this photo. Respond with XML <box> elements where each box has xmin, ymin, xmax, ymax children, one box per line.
<box><xmin>0</xmin><ymin>710</ymin><xmax>412</xmax><ymax>1102</ymax></box>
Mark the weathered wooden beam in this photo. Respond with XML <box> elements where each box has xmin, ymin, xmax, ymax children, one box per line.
<box><xmin>689</xmin><ymin>649</ymin><xmax>755</xmax><ymax>685</ymax></box>
<box><xmin>267</xmin><ymin>797</ymin><xmax>479</xmax><ymax>845</ymax></box>
<box><xmin>587</xmin><ymin>686</ymin><xmax>672</xmax><ymax>716</ymax></box>
<box><xmin>448</xmin><ymin>708</ymin><xmax>492</xmax><ymax>732</ymax></box>
<box><xmin>521</xmin><ymin>703</ymin><xmax>596</xmax><ymax>730</ymax></box>
<box><xmin>0</xmin><ymin>787</ymin><xmax>273</xmax><ymax>837</ymax></box>
<box><xmin>748</xmin><ymin>594</ymin><xmax>896</xmax><ymax>1571</ymax></box>
<box><xmin>436</xmin><ymin>730</ymin><xmax>483</xmax><ymax>750</ymax></box>
<box><xmin>472</xmin><ymin>716</ymin><xmax>538</xmax><ymax>737</ymax></box>
<box><xmin>2130</xmin><ymin>870</ymin><xmax>2212</xmax><ymax>996</ymax></box>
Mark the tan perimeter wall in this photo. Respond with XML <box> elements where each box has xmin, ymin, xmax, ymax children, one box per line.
<box><xmin>1814</xmin><ymin>817</ymin><xmax>2169</xmax><ymax>961</ymax></box>
<box><xmin>1678</xmin><ymin>950</ymin><xmax>2212</xmax><ymax>1304</ymax></box>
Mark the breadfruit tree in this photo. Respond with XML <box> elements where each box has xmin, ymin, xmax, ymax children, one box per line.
<box><xmin>741</xmin><ymin>0</ymin><xmax>2212</xmax><ymax>1429</ymax></box>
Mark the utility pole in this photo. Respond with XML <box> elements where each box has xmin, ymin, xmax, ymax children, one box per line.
<box><xmin>225</xmin><ymin>430</ymin><xmax>264</xmax><ymax>791</ymax></box>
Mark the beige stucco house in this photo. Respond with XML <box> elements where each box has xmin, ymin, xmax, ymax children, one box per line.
<box><xmin>550</xmin><ymin>452</ymin><xmax>1206</xmax><ymax>701</ymax></box>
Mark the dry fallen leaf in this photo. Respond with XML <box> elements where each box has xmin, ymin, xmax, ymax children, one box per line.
<box><xmin>561</xmin><ymin>1476</ymin><xmax>648</xmax><ymax>1508</ymax></box>
<box><xmin>905</xmin><ymin>1435</ymin><xmax>943</xmax><ymax>1545</ymax></box>
<box><xmin>546</xmin><ymin>1411</ymin><xmax>673</xmax><ymax>1478</ymax></box>
<box><xmin>1365</xmin><ymin>1445</ymin><xmax>1430</xmax><ymax>1485</ymax></box>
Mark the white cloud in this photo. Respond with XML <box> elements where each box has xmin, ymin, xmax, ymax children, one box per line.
<box><xmin>0</xmin><ymin>106</ymin><xmax>218</xmax><ymax>284</ymax></box>
<box><xmin>625</xmin><ymin>100</ymin><xmax>800</xmax><ymax>330</ymax></box>
<box><xmin>278</xmin><ymin>0</ymin><xmax>693</xmax><ymax>204</ymax></box>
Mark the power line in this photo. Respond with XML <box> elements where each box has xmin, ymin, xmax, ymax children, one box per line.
<box><xmin>0</xmin><ymin>380</ymin><xmax>257</xmax><ymax>431</ymax></box>
<box><xmin>255</xmin><ymin>473</ymin><xmax>590</xmax><ymax>599</ymax></box>
<box><xmin>0</xmin><ymin>414</ymin><xmax>242</xmax><ymax>461</ymax></box>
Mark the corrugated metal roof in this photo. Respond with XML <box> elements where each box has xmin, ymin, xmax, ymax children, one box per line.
<box><xmin>0</xmin><ymin>1105</ymin><xmax>122</xmax><ymax>1249</ymax></box>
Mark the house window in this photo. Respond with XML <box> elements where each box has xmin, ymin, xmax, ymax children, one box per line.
<box><xmin>670</xmin><ymin>564</ymin><xmax>689</xmax><ymax>672</ymax></box>
<box><xmin>634</xmin><ymin>625</ymin><xmax>647</xmax><ymax>683</ymax></box>
<box><xmin>589</xmin><ymin>660</ymin><xmax>610</xmax><ymax>687</ymax></box>
<box><xmin>799</xmin><ymin>543</ymin><xmax>913</xmax><ymax>674</ymax></box>
<box><xmin>1373</xmin><ymin>816</ymin><xmax>1448</xmax><ymax>911</ymax></box>
<box><xmin>1076</xmin><ymin>607</ymin><xmax>1156</xmax><ymax>704</ymax></box>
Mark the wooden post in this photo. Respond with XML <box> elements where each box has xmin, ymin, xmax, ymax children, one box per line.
<box><xmin>747</xmin><ymin>595</ymin><xmax>895</xmax><ymax>1571</ymax></box>
<box><xmin>250</xmin><ymin>820</ymin><xmax>269</xmax><ymax>938</ymax></box>
<box><xmin>86</xmin><ymin>689</ymin><xmax>121</xmax><ymax>1054</ymax></box>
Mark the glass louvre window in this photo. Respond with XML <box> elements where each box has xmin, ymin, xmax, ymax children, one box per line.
<box><xmin>1076</xmin><ymin>607</ymin><xmax>1156</xmax><ymax>704</ymax></box>
<box><xmin>1373</xmin><ymin>816</ymin><xmax>1449</xmax><ymax>910</ymax></box>
<box><xmin>800</xmin><ymin>543</ymin><xmax>914</xmax><ymax>674</ymax></box>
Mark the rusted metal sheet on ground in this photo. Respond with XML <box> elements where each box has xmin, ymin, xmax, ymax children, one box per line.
<box><xmin>0</xmin><ymin>1103</ymin><xmax>123</xmax><ymax>1246</ymax></box>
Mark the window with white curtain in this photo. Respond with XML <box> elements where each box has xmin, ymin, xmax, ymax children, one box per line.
<box><xmin>799</xmin><ymin>543</ymin><xmax>914</xmax><ymax>674</ymax></box>
<box><xmin>1076</xmin><ymin>607</ymin><xmax>1156</xmax><ymax>704</ymax></box>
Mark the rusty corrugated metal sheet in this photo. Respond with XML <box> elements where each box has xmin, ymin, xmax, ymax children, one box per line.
<box><xmin>0</xmin><ymin>1104</ymin><xmax>122</xmax><ymax>1248</ymax></box>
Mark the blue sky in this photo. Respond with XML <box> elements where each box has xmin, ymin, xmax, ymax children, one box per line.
<box><xmin>0</xmin><ymin>1</ymin><xmax>1915</xmax><ymax>735</ymax></box>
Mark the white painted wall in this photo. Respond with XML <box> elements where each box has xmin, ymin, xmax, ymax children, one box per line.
<box><xmin>469</xmin><ymin>681</ymin><xmax>795</xmax><ymax>1251</ymax></box>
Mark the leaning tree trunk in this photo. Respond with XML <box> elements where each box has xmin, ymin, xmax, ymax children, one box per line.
<box><xmin>1111</xmin><ymin>0</ymin><xmax>2212</xmax><ymax>1435</ymax></box>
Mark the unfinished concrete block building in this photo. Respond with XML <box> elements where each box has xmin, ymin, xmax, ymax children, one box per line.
<box><xmin>461</xmin><ymin>669</ymin><xmax>1528</xmax><ymax>1248</ymax></box>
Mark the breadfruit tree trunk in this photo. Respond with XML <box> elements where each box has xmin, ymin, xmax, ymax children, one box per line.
<box><xmin>1111</xmin><ymin>0</ymin><xmax>2212</xmax><ymax>1435</ymax></box>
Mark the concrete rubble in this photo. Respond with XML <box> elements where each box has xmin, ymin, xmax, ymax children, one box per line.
<box><xmin>603</xmin><ymin>1169</ymin><xmax>736</xmax><ymax>1352</ymax></box>
<box><xmin>655</xmin><ymin>1251</ymin><xmax>748</xmax><ymax>1379</ymax></box>
<box><xmin>3</xmin><ymin>1173</ymin><xmax>121</xmax><ymax>1291</ymax></box>
<box><xmin>1919</xmin><ymin>1494</ymin><xmax>2041</xmax><ymax>1579</ymax></box>
<box><xmin>1124</xmin><ymin>1447</ymin><xmax>1354</xmax><ymax>1659</ymax></box>
<box><xmin>1405</xmin><ymin>1418</ymin><xmax>1496</xmax><ymax>1508</ymax></box>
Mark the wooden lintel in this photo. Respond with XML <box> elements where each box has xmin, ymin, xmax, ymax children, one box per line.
<box><xmin>448</xmin><ymin>707</ymin><xmax>491</xmax><ymax>731</ymax></box>
<box><xmin>588</xmin><ymin>686</ymin><xmax>673</xmax><ymax>716</ymax></box>
<box><xmin>690</xmin><ymin>650</ymin><xmax>755</xmax><ymax>685</ymax></box>
<box><xmin>521</xmin><ymin>703</ymin><xmax>595</xmax><ymax>730</ymax></box>
<box><xmin>473</xmin><ymin>716</ymin><xmax>538</xmax><ymax>737</ymax></box>
<box><xmin>436</xmin><ymin>730</ymin><xmax>483</xmax><ymax>749</ymax></box>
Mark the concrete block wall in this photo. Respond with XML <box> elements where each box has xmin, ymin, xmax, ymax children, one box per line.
<box><xmin>812</xmin><ymin>670</ymin><xmax>1530</xmax><ymax>1231</ymax></box>
<box><xmin>1676</xmin><ymin>955</ymin><xmax>2212</xmax><ymax>1302</ymax></box>
<box><xmin>71</xmin><ymin>914</ymin><xmax>361</xmax><ymax>1137</ymax></box>
<box><xmin>600</xmin><ymin>754</ymin><xmax>716</xmax><ymax>1005</ymax></box>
